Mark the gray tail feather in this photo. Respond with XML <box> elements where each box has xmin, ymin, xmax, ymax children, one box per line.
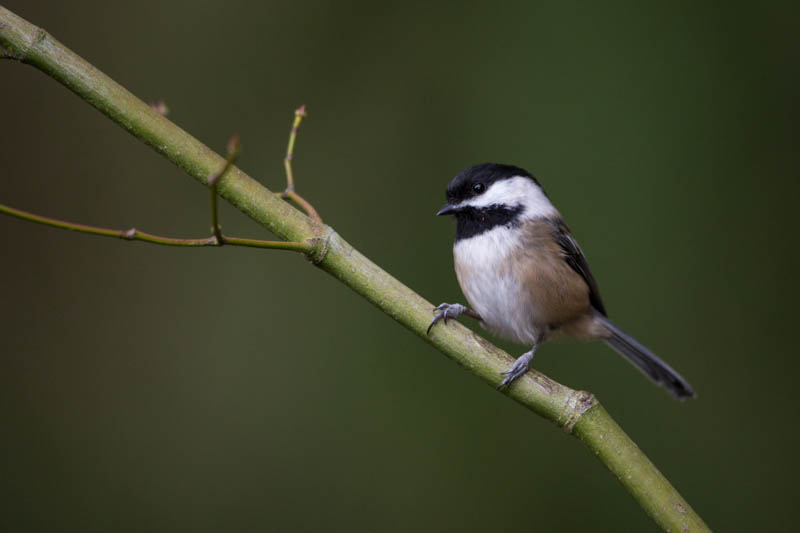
<box><xmin>598</xmin><ymin>316</ymin><xmax>696</xmax><ymax>400</ymax></box>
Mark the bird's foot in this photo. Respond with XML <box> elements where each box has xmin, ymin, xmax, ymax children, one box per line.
<box><xmin>497</xmin><ymin>349</ymin><xmax>536</xmax><ymax>389</ymax></box>
<box><xmin>427</xmin><ymin>303</ymin><xmax>470</xmax><ymax>334</ymax></box>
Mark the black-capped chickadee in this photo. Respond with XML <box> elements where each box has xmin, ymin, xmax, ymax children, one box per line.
<box><xmin>428</xmin><ymin>163</ymin><xmax>695</xmax><ymax>399</ymax></box>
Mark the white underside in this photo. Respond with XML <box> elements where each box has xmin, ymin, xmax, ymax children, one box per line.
<box><xmin>454</xmin><ymin>225</ymin><xmax>542</xmax><ymax>344</ymax></box>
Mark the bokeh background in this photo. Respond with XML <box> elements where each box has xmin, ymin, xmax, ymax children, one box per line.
<box><xmin>1</xmin><ymin>1</ymin><xmax>798</xmax><ymax>531</ymax></box>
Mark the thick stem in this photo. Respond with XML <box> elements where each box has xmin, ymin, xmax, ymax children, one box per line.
<box><xmin>574</xmin><ymin>405</ymin><xmax>708</xmax><ymax>532</ymax></box>
<box><xmin>0</xmin><ymin>7</ymin><xmax>709</xmax><ymax>531</ymax></box>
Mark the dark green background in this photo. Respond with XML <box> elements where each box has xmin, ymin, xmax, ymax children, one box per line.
<box><xmin>2</xmin><ymin>1</ymin><xmax>798</xmax><ymax>531</ymax></box>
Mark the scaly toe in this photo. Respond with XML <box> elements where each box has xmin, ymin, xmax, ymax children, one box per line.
<box><xmin>497</xmin><ymin>361</ymin><xmax>531</xmax><ymax>388</ymax></box>
<box><xmin>427</xmin><ymin>311</ymin><xmax>447</xmax><ymax>334</ymax></box>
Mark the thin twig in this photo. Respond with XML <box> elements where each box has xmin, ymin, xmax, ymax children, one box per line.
<box><xmin>0</xmin><ymin>133</ymin><xmax>313</xmax><ymax>253</ymax></box>
<box><xmin>1</xmin><ymin>134</ymin><xmax>309</xmax><ymax>252</ymax></box>
<box><xmin>0</xmin><ymin>202</ymin><xmax>312</xmax><ymax>252</ymax></box>
<box><xmin>281</xmin><ymin>105</ymin><xmax>322</xmax><ymax>223</ymax></box>
<box><xmin>283</xmin><ymin>106</ymin><xmax>303</xmax><ymax>192</ymax></box>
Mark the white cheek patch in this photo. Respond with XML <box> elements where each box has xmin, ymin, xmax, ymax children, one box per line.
<box><xmin>459</xmin><ymin>176</ymin><xmax>557</xmax><ymax>219</ymax></box>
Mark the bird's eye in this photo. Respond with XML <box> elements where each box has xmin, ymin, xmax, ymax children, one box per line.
<box><xmin>472</xmin><ymin>183</ymin><xmax>485</xmax><ymax>194</ymax></box>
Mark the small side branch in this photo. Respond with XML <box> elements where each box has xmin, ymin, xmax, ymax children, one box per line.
<box><xmin>1</xmin><ymin>134</ymin><xmax>313</xmax><ymax>254</ymax></box>
<box><xmin>0</xmin><ymin>202</ymin><xmax>312</xmax><ymax>252</ymax></box>
<box><xmin>281</xmin><ymin>105</ymin><xmax>322</xmax><ymax>223</ymax></box>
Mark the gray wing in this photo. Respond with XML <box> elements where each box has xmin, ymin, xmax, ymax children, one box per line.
<box><xmin>548</xmin><ymin>219</ymin><xmax>607</xmax><ymax>316</ymax></box>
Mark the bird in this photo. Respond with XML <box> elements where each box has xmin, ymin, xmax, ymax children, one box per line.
<box><xmin>427</xmin><ymin>163</ymin><xmax>695</xmax><ymax>399</ymax></box>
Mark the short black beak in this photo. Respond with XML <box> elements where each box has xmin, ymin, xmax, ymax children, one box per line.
<box><xmin>436</xmin><ymin>204</ymin><xmax>458</xmax><ymax>216</ymax></box>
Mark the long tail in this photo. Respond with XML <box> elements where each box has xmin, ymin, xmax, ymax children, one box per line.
<box><xmin>598</xmin><ymin>316</ymin><xmax>696</xmax><ymax>399</ymax></box>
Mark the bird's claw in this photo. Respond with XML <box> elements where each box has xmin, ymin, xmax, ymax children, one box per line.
<box><xmin>427</xmin><ymin>303</ymin><xmax>468</xmax><ymax>335</ymax></box>
<box><xmin>496</xmin><ymin>350</ymin><xmax>535</xmax><ymax>390</ymax></box>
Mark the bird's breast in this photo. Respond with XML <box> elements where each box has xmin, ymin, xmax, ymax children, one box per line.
<box><xmin>453</xmin><ymin>226</ymin><xmax>542</xmax><ymax>344</ymax></box>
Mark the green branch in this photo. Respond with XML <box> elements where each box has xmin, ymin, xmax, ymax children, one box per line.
<box><xmin>0</xmin><ymin>6</ymin><xmax>709</xmax><ymax>532</ymax></box>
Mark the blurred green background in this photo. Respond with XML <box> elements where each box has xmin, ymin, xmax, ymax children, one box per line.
<box><xmin>1</xmin><ymin>1</ymin><xmax>798</xmax><ymax>531</ymax></box>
